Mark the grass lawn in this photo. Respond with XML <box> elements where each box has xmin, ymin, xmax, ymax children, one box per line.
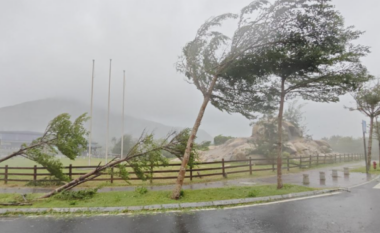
<box><xmin>0</xmin><ymin>184</ymin><xmax>315</xmax><ymax>209</ymax></box>
<box><xmin>351</xmin><ymin>166</ymin><xmax>380</xmax><ymax>175</ymax></box>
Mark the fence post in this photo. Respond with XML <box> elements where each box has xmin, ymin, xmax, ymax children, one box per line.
<box><xmin>69</xmin><ymin>164</ymin><xmax>72</xmax><ymax>180</ymax></box>
<box><xmin>249</xmin><ymin>157</ymin><xmax>252</xmax><ymax>175</ymax></box>
<box><xmin>150</xmin><ymin>164</ymin><xmax>153</xmax><ymax>184</ymax></box>
<box><xmin>316</xmin><ymin>154</ymin><xmax>319</xmax><ymax>166</ymax></box>
<box><xmin>324</xmin><ymin>155</ymin><xmax>326</xmax><ymax>164</ymax></box>
<box><xmin>190</xmin><ymin>166</ymin><xmax>193</xmax><ymax>181</ymax></box>
<box><xmin>33</xmin><ymin>165</ymin><xmax>37</xmax><ymax>183</ymax></box>
<box><xmin>222</xmin><ymin>159</ymin><xmax>226</xmax><ymax>178</ymax></box>
<box><xmin>299</xmin><ymin>156</ymin><xmax>302</xmax><ymax>169</ymax></box>
<box><xmin>4</xmin><ymin>165</ymin><xmax>8</xmax><ymax>184</ymax></box>
<box><xmin>111</xmin><ymin>167</ymin><xmax>114</xmax><ymax>184</ymax></box>
<box><xmin>335</xmin><ymin>154</ymin><xmax>337</xmax><ymax>164</ymax></box>
<box><xmin>272</xmin><ymin>158</ymin><xmax>275</xmax><ymax>172</ymax></box>
<box><xmin>287</xmin><ymin>157</ymin><xmax>290</xmax><ymax>171</ymax></box>
<box><xmin>309</xmin><ymin>155</ymin><xmax>312</xmax><ymax>167</ymax></box>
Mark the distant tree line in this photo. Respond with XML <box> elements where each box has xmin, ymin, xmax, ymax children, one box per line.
<box><xmin>322</xmin><ymin>136</ymin><xmax>378</xmax><ymax>156</ymax></box>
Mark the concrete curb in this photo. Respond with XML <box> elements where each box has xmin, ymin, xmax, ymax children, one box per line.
<box><xmin>0</xmin><ymin>188</ymin><xmax>340</xmax><ymax>215</ymax></box>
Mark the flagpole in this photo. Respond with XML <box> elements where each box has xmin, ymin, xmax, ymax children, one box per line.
<box><xmin>88</xmin><ymin>60</ymin><xmax>95</xmax><ymax>166</ymax></box>
<box><xmin>121</xmin><ymin>70</ymin><xmax>126</xmax><ymax>159</ymax></box>
<box><xmin>105</xmin><ymin>59</ymin><xmax>112</xmax><ymax>164</ymax></box>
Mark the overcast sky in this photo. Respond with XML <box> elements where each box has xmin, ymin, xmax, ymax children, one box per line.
<box><xmin>0</xmin><ymin>0</ymin><xmax>379</xmax><ymax>139</ymax></box>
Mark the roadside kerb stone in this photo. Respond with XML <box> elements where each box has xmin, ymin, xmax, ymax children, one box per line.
<box><xmin>143</xmin><ymin>204</ymin><xmax>162</xmax><ymax>210</ymax></box>
<box><xmin>160</xmin><ymin>204</ymin><xmax>180</xmax><ymax>209</ymax></box>
<box><xmin>179</xmin><ymin>201</ymin><xmax>214</xmax><ymax>208</ymax></box>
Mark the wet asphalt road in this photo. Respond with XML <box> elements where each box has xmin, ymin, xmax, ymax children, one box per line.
<box><xmin>1</xmin><ymin>179</ymin><xmax>379</xmax><ymax>233</ymax></box>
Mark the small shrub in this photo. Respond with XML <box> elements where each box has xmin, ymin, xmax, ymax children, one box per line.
<box><xmin>135</xmin><ymin>186</ymin><xmax>148</xmax><ymax>195</ymax></box>
<box><xmin>69</xmin><ymin>200</ymin><xmax>77</xmax><ymax>206</ymax></box>
<box><xmin>54</xmin><ymin>188</ymin><xmax>98</xmax><ymax>200</ymax></box>
<box><xmin>247</xmin><ymin>190</ymin><xmax>259</xmax><ymax>198</ymax></box>
<box><xmin>180</xmin><ymin>190</ymin><xmax>185</xmax><ymax>198</ymax></box>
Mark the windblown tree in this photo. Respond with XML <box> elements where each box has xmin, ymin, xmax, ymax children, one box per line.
<box><xmin>41</xmin><ymin>129</ymin><xmax>197</xmax><ymax>198</ymax></box>
<box><xmin>172</xmin><ymin>0</ymin><xmax>318</xmax><ymax>199</ymax></box>
<box><xmin>348</xmin><ymin>83</ymin><xmax>380</xmax><ymax>168</ymax></box>
<box><xmin>0</xmin><ymin>113</ymin><xmax>88</xmax><ymax>181</ymax></box>
<box><xmin>212</xmin><ymin>0</ymin><xmax>371</xmax><ymax>188</ymax></box>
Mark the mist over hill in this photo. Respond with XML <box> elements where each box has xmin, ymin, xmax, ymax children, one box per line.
<box><xmin>0</xmin><ymin>99</ymin><xmax>212</xmax><ymax>145</ymax></box>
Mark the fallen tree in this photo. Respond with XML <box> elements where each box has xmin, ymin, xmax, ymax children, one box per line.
<box><xmin>40</xmin><ymin>129</ymin><xmax>197</xmax><ymax>199</ymax></box>
<box><xmin>0</xmin><ymin>113</ymin><xmax>88</xmax><ymax>181</ymax></box>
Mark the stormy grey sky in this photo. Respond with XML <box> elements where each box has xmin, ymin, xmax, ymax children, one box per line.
<box><xmin>0</xmin><ymin>0</ymin><xmax>379</xmax><ymax>139</ymax></box>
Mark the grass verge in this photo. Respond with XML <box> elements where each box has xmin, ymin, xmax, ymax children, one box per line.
<box><xmin>0</xmin><ymin>184</ymin><xmax>315</xmax><ymax>209</ymax></box>
<box><xmin>351</xmin><ymin>166</ymin><xmax>380</xmax><ymax>175</ymax></box>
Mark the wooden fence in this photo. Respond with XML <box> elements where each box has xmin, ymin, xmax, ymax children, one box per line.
<box><xmin>0</xmin><ymin>153</ymin><xmax>364</xmax><ymax>184</ymax></box>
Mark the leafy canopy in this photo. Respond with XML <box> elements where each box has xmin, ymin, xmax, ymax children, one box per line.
<box><xmin>22</xmin><ymin>113</ymin><xmax>89</xmax><ymax>181</ymax></box>
<box><xmin>214</xmin><ymin>0</ymin><xmax>371</xmax><ymax>118</ymax></box>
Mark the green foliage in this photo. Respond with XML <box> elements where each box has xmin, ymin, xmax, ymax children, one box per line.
<box><xmin>18</xmin><ymin>113</ymin><xmax>89</xmax><ymax>182</ymax></box>
<box><xmin>214</xmin><ymin>135</ymin><xmax>234</xmax><ymax>145</ymax></box>
<box><xmin>164</xmin><ymin>129</ymin><xmax>199</xmax><ymax>168</ymax></box>
<box><xmin>198</xmin><ymin>141</ymin><xmax>211</xmax><ymax>151</ymax></box>
<box><xmin>26</xmin><ymin>150</ymin><xmax>69</xmax><ymax>181</ymax></box>
<box><xmin>54</xmin><ymin>188</ymin><xmax>98</xmax><ymax>200</ymax></box>
<box><xmin>47</xmin><ymin>113</ymin><xmax>89</xmax><ymax>160</ymax></box>
<box><xmin>134</xmin><ymin>186</ymin><xmax>148</xmax><ymax>195</ymax></box>
<box><xmin>112</xmin><ymin>135</ymin><xmax>135</xmax><ymax>157</ymax></box>
<box><xmin>251</xmin><ymin>116</ymin><xmax>289</xmax><ymax>159</ymax></box>
<box><xmin>179</xmin><ymin>190</ymin><xmax>185</xmax><ymax>198</ymax></box>
<box><xmin>212</xmin><ymin>0</ymin><xmax>371</xmax><ymax>119</ymax></box>
<box><xmin>111</xmin><ymin>129</ymin><xmax>199</xmax><ymax>183</ymax></box>
<box><xmin>247</xmin><ymin>190</ymin><xmax>259</xmax><ymax>198</ymax></box>
<box><xmin>109</xmin><ymin>164</ymin><xmax>130</xmax><ymax>184</ymax></box>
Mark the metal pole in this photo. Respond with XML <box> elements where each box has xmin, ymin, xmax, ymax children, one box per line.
<box><xmin>363</xmin><ymin>131</ymin><xmax>368</xmax><ymax>173</ymax></box>
<box><xmin>121</xmin><ymin>70</ymin><xmax>125</xmax><ymax>159</ymax></box>
<box><xmin>88</xmin><ymin>60</ymin><xmax>95</xmax><ymax>166</ymax></box>
<box><xmin>105</xmin><ymin>59</ymin><xmax>112</xmax><ymax>164</ymax></box>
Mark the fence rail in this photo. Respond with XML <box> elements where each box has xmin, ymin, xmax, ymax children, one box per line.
<box><xmin>0</xmin><ymin>153</ymin><xmax>364</xmax><ymax>185</ymax></box>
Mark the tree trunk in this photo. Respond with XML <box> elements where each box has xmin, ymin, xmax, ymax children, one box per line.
<box><xmin>0</xmin><ymin>151</ymin><xmax>22</xmax><ymax>163</ymax></box>
<box><xmin>368</xmin><ymin>116</ymin><xmax>374</xmax><ymax>169</ymax></box>
<box><xmin>276</xmin><ymin>78</ymin><xmax>286</xmax><ymax>189</ymax></box>
<box><xmin>171</xmin><ymin>75</ymin><xmax>218</xmax><ymax>199</ymax></box>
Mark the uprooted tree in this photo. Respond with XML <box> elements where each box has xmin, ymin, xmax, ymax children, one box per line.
<box><xmin>40</xmin><ymin>129</ymin><xmax>197</xmax><ymax>199</ymax></box>
<box><xmin>0</xmin><ymin>113</ymin><xmax>88</xmax><ymax>181</ymax></box>
<box><xmin>211</xmin><ymin>0</ymin><xmax>372</xmax><ymax>189</ymax></box>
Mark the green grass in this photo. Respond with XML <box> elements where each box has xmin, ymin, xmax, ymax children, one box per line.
<box><xmin>351</xmin><ymin>166</ymin><xmax>380</xmax><ymax>175</ymax></box>
<box><xmin>0</xmin><ymin>184</ymin><xmax>314</xmax><ymax>209</ymax></box>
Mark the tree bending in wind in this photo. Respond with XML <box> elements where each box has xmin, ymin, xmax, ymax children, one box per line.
<box><xmin>348</xmin><ymin>83</ymin><xmax>380</xmax><ymax>170</ymax></box>
<box><xmin>211</xmin><ymin>0</ymin><xmax>371</xmax><ymax>189</ymax></box>
<box><xmin>171</xmin><ymin>0</ymin><xmax>327</xmax><ymax>199</ymax></box>
<box><xmin>0</xmin><ymin>113</ymin><xmax>89</xmax><ymax>181</ymax></box>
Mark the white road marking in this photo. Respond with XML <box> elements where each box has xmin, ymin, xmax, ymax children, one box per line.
<box><xmin>373</xmin><ymin>183</ymin><xmax>380</xmax><ymax>189</ymax></box>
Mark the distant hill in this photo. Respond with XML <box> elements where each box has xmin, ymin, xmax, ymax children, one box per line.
<box><xmin>0</xmin><ymin>99</ymin><xmax>212</xmax><ymax>146</ymax></box>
